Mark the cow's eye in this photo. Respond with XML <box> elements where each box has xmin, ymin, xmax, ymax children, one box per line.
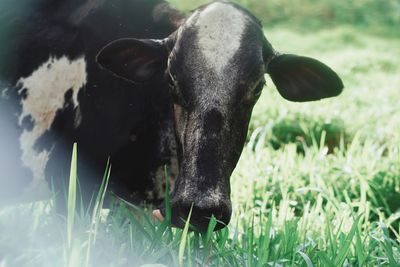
<box><xmin>254</xmin><ymin>80</ymin><xmax>266</xmax><ymax>97</ymax></box>
<box><xmin>167</xmin><ymin>74</ymin><xmax>176</xmax><ymax>89</ymax></box>
<box><xmin>167</xmin><ymin>73</ymin><xmax>188</xmax><ymax>107</ymax></box>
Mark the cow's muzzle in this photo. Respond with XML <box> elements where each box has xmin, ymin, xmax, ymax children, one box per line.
<box><xmin>153</xmin><ymin>197</ymin><xmax>231</xmax><ymax>232</ymax></box>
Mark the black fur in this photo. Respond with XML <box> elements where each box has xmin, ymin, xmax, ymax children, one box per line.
<box><xmin>0</xmin><ymin>0</ymin><xmax>178</xmax><ymax>207</ymax></box>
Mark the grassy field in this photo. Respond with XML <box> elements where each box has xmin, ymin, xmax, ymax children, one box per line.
<box><xmin>169</xmin><ymin>0</ymin><xmax>400</xmax><ymax>38</ymax></box>
<box><xmin>1</xmin><ymin>8</ymin><xmax>400</xmax><ymax>267</ymax></box>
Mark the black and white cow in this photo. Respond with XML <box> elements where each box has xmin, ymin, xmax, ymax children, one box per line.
<box><xmin>0</xmin><ymin>0</ymin><xmax>343</xmax><ymax>231</ymax></box>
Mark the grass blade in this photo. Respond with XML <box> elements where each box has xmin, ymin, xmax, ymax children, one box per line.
<box><xmin>178</xmin><ymin>204</ymin><xmax>193</xmax><ymax>267</ymax></box>
<box><xmin>355</xmin><ymin>226</ymin><xmax>366</xmax><ymax>266</ymax></box>
<box><xmin>380</xmin><ymin>223</ymin><xmax>399</xmax><ymax>267</ymax></box>
<box><xmin>298</xmin><ymin>251</ymin><xmax>314</xmax><ymax>267</ymax></box>
<box><xmin>85</xmin><ymin>160</ymin><xmax>112</xmax><ymax>267</ymax></box>
<box><xmin>164</xmin><ymin>165</ymin><xmax>171</xmax><ymax>224</ymax></box>
<box><xmin>317</xmin><ymin>251</ymin><xmax>335</xmax><ymax>267</ymax></box>
<box><xmin>333</xmin><ymin>219</ymin><xmax>358</xmax><ymax>266</ymax></box>
<box><xmin>203</xmin><ymin>215</ymin><xmax>217</xmax><ymax>246</ymax></box>
<box><xmin>67</xmin><ymin>143</ymin><xmax>78</xmax><ymax>249</ymax></box>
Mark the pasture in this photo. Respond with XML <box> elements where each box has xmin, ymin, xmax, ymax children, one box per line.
<box><xmin>1</xmin><ymin>1</ymin><xmax>399</xmax><ymax>267</ymax></box>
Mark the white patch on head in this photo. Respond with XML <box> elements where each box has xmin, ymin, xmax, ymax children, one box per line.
<box><xmin>192</xmin><ymin>2</ymin><xmax>247</xmax><ymax>74</ymax></box>
<box><xmin>17</xmin><ymin>56</ymin><xmax>87</xmax><ymax>190</ymax></box>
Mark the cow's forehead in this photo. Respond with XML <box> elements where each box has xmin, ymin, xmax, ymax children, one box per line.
<box><xmin>171</xmin><ymin>2</ymin><xmax>265</xmax><ymax>111</ymax></box>
<box><xmin>183</xmin><ymin>2</ymin><xmax>249</xmax><ymax>74</ymax></box>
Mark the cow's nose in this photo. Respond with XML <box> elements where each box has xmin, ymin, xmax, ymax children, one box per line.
<box><xmin>159</xmin><ymin>198</ymin><xmax>231</xmax><ymax>232</ymax></box>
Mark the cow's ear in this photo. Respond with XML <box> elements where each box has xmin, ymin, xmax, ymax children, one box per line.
<box><xmin>96</xmin><ymin>38</ymin><xmax>168</xmax><ymax>83</ymax></box>
<box><xmin>266</xmin><ymin>54</ymin><xmax>343</xmax><ymax>102</ymax></box>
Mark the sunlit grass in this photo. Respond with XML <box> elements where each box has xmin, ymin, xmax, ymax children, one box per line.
<box><xmin>0</xmin><ymin>26</ymin><xmax>399</xmax><ymax>266</ymax></box>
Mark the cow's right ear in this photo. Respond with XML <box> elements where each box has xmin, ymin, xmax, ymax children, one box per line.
<box><xmin>96</xmin><ymin>38</ymin><xmax>168</xmax><ymax>83</ymax></box>
<box><xmin>266</xmin><ymin>54</ymin><xmax>343</xmax><ymax>102</ymax></box>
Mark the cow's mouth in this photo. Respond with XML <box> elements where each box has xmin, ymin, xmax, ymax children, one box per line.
<box><xmin>153</xmin><ymin>209</ymin><xmax>164</xmax><ymax>221</ymax></box>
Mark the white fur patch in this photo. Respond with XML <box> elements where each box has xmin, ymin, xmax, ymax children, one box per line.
<box><xmin>17</xmin><ymin>56</ymin><xmax>87</xmax><ymax>191</ymax></box>
<box><xmin>194</xmin><ymin>2</ymin><xmax>246</xmax><ymax>74</ymax></box>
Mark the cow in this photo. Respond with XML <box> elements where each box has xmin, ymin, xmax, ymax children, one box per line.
<box><xmin>0</xmin><ymin>0</ymin><xmax>343</xmax><ymax>231</ymax></box>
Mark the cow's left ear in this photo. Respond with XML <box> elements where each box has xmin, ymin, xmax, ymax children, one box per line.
<box><xmin>266</xmin><ymin>54</ymin><xmax>344</xmax><ymax>102</ymax></box>
<box><xmin>96</xmin><ymin>38</ymin><xmax>168</xmax><ymax>83</ymax></box>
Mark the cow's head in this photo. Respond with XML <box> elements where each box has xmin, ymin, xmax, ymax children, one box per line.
<box><xmin>96</xmin><ymin>1</ymin><xmax>343</xmax><ymax>231</ymax></box>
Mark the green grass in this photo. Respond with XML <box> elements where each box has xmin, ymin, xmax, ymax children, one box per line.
<box><xmin>169</xmin><ymin>0</ymin><xmax>400</xmax><ymax>38</ymax></box>
<box><xmin>1</xmin><ymin>23</ymin><xmax>400</xmax><ymax>267</ymax></box>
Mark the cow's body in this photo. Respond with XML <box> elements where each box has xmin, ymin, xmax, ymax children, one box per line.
<box><xmin>0</xmin><ymin>0</ymin><xmax>179</xmax><ymax>205</ymax></box>
<box><xmin>0</xmin><ymin>0</ymin><xmax>343</xmax><ymax>230</ymax></box>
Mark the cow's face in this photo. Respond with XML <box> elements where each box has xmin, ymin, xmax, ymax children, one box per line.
<box><xmin>97</xmin><ymin>1</ymin><xmax>343</xmax><ymax>231</ymax></box>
